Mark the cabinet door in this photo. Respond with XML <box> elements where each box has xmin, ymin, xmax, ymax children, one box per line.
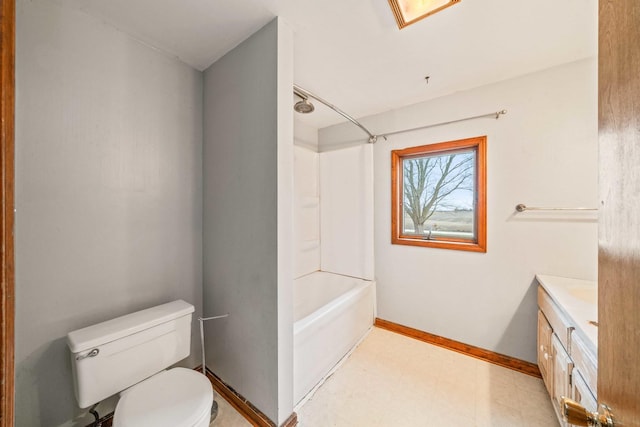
<box><xmin>570</xmin><ymin>330</ymin><xmax>597</xmax><ymax>397</ymax></box>
<box><xmin>537</xmin><ymin>310</ymin><xmax>553</xmax><ymax>395</ymax></box>
<box><xmin>551</xmin><ymin>334</ymin><xmax>573</xmax><ymax>426</ymax></box>
<box><xmin>572</xmin><ymin>368</ymin><xmax>598</xmax><ymax>414</ymax></box>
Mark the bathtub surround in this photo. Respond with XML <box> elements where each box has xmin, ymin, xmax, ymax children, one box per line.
<box><xmin>292</xmin><ymin>120</ymin><xmax>376</xmax><ymax>405</ymax></box>
<box><xmin>202</xmin><ymin>18</ymin><xmax>295</xmax><ymax>426</ymax></box>
<box><xmin>320</xmin><ymin>145</ymin><xmax>375</xmax><ymax>280</ymax></box>
<box><xmin>293</xmin><ymin>123</ymin><xmax>320</xmax><ymax>279</ymax></box>
<box><xmin>293</xmin><ymin>119</ymin><xmax>319</xmax><ymax>152</ymax></box>
<box><xmin>14</xmin><ymin>1</ymin><xmax>203</xmax><ymax>426</ymax></box>
<box><xmin>320</xmin><ymin>58</ymin><xmax>598</xmax><ymax>364</ymax></box>
<box><xmin>293</xmin><ymin>121</ymin><xmax>375</xmax><ymax>282</ymax></box>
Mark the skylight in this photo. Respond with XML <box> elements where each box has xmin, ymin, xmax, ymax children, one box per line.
<box><xmin>388</xmin><ymin>0</ymin><xmax>460</xmax><ymax>29</ymax></box>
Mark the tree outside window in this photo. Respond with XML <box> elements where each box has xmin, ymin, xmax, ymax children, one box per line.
<box><xmin>391</xmin><ymin>136</ymin><xmax>486</xmax><ymax>252</ymax></box>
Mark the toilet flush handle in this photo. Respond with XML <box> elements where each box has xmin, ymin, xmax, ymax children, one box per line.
<box><xmin>76</xmin><ymin>348</ymin><xmax>99</xmax><ymax>360</ymax></box>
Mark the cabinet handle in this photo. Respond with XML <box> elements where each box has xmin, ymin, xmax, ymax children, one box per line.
<box><xmin>540</xmin><ymin>345</ymin><xmax>544</xmax><ymax>351</ymax></box>
<box><xmin>544</xmin><ymin>352</ymin><xmax>549</xmax><ymax>361</ymax></box>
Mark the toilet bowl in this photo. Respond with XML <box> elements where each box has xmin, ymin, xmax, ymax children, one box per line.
<box><xmin>67</xmin><ymin>300</ymin><xmax>212</xmax><ymax>427</ymax></box>
<box><xmin>114</xmin><ymin>368</ymin><xmax>213</xmax><ymax>427</ymax></box>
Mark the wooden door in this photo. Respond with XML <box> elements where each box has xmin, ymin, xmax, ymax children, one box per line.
<box><xmin>0</xmin><ymin>0</ymin><xmax>15</xmax><ymax>426</ymax></box>
<box><xmin>598</xmin><ymin>0</ymin><xmax>640</xmax><ymax>425</ymax></box>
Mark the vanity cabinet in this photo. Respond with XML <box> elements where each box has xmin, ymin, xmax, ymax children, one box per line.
<box><xmin>551</xmin><ymin>334</ymin><xmax>573</xmax><ymax>425</ymax></box>
<box><xmin>537</xmin><ymin>281</ymin><xmax>598</xmax><ymax>427</ymax></box>
<box><xmin>537</xmin><ymin>310</ymin><xmax>553</xmax><ymax>391</ymax></box>
<box><xmin>572</xmin><ymin>368</ymin><xmax>597</xmax><ymax>413</ymax></box>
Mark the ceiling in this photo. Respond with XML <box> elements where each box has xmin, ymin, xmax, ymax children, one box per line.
<box><xmin>54</xmin><ymin>0</ymin><xmax>598</xmax><ymax>129</ymax></box>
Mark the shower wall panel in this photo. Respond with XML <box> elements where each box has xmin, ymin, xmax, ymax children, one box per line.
<box><xmin>319</xmin><ymin>145</ymin><xmax>374</xmax><ymax>280</ymax></box>
<box><xmin>294</xmin><ymin>145</ymin><xmax>320</xmax><ymax>278</ymax></box>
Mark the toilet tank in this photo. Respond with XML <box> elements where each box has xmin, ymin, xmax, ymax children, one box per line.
<box><xmin>67</xmin><ymin>300</ymin><xmax>195</xmax><ymax>408</ymax></box>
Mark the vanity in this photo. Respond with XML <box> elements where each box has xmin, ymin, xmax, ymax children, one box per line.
<box><xmin>536</xmin><ymin>275</ymin><xmax>598</xmax><ymax>427</ymax></box>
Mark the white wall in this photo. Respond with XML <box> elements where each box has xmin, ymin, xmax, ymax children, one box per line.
<box><xmin>294</xmin><ymin>121</ymin><xmax>320</xmax><ymax>278</ymax></box>
<box><xmin>15</xmin><ymin>1</ymin><xmax>203</xmax><ymax>426</ymax></box>
<box><xmin>320</xmin><ymin>145</ymin><xmax>375</xmax><ymax>280</ymax></box>
<box><xmin>202</xmin><ymin>18</ymin><xmax>294</xmax><ymax>424</ymax></box>
<box><xmin>320</xmin><ymin>59</ymin><xmax>598</xmax><ymax>363</ymax></box>
<box><xmin>275</xmin><ymin>20</ymin><xmax>295</xmax><ymax>423</ymax></box>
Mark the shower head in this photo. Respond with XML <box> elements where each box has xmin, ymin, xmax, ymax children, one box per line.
<box><xmin>292</xmin><ymin>84</ymin><xmax>377</xmax><ymax>143</ymax></box>
<box><xmin>294</xmin><ymin>98</ymin><xmax>315</xmax><ymax>114</ymax></box>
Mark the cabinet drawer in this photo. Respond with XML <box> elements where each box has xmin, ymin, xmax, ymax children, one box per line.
<box><xmin>571</xmin><ymin>330</ymin><xmax>597</xmax><ymax>396</ymax></box>
<box><xmin>538</xmin><ymin>286</ymin><xmax>572</xmax><ymax>350</ymax></box>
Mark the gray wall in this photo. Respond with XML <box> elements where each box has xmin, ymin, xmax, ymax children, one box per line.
<box><xmin>202</xmin><ymin>18</ymin><xmax>294</xmax><ymax>424</ymax></box>
<box><xmin>320</xmin><ymin>59</ymin><xmax>598</xmax><ymax>364</ymax></box>
<box><xmin>15</xmin><ymin>1</ymin><xmax>203</xmax><ymax>426</ymax></box>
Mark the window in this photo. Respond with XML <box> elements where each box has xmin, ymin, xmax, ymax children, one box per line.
<box><xmin>391</xmin><ymin>136</ymin><xmax>486</xmax><ymax>252</ymax></box>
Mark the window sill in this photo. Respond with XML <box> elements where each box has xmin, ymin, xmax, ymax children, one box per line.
<box><xmin>392</xmin><ymin>236</ymin><xmax>486</xmax><ymax>253</ymax></box>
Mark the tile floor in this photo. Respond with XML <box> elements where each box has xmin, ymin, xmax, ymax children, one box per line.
<box><xmin>211</xmin><ymin>327</ymin><xmax>559</xmax><ymax>426</ymax></box>
<box><xmin>210</xmin><ymin>395</ymin><xmax>252</xmax><ymax>427</ymax></box>
<box><xmin>297</xmin><ymin>327</ymin><xmax>559</xmax><ymax>427</ymax></box>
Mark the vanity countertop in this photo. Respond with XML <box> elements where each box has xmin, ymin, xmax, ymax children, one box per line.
<box><xmin>536</xmin><ymin>274</ymin><xmax>598</xmax><ymax>353</ymax></box>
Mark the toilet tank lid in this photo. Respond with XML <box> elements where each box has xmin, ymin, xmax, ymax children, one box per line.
<box><xmin>67</xmin><ymin>300</ymin><xmax>194</xmax><ymax>353</ymax></box>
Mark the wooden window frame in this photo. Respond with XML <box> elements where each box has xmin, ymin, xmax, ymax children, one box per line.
<box><xmin>391</xmin><ymin>136</ymin><xmax>486</xmax><ymax>252</ymax></box>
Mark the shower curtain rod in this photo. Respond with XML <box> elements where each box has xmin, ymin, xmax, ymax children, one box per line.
<box><xmin>294</xmin><ymin>84</ymin><xmax>379</xmax><ymax>143</ymax></box>
<box><xmin>378</xmin><ymin>109</ymin><xmax>507</xmax><ymax>139</ymax></box>
<box><xmin>293</xmin><ymin>85</ymin><xmax>507</xmax><ymax>144</ymax></box>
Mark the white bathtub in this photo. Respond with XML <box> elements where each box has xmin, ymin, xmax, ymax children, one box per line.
<box><xmin>293</xmin><ymin>271</ymin><xmax>375</xmax><ymax>404</ymax></box>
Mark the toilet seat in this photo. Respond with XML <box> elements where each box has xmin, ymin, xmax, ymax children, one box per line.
<box><xmin>113</xmin><ymin>367</ymin><xmax>213</xmax><ymax>427</ymax></box>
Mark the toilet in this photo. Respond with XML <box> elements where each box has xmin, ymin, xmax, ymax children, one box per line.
<box><xmin>67</xmin><ymin>300</ymin><xmax>213</xmax><ymax>427</ymax></box>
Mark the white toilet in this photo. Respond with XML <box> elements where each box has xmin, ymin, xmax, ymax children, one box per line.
<box><xmin>67</xmin><ymin>300</ymin><xmax>213</xmax><ymax>427</ymax></box>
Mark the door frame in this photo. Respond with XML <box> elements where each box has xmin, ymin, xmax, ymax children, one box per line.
<box><xmin>3</xmin><ymin>1</ymin><xmax>637</xmax><ymax>427</ymax></box>
<box><xmin>0</xmin><ymin>0</ymin><xmax>15</xmax><ymax>426</ymax></box>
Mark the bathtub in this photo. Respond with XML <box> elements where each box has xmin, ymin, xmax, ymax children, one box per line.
<box><xmin>293</xmin><ymin>271</ymin><xmax>375</xmax><ymax>404</ymax></box>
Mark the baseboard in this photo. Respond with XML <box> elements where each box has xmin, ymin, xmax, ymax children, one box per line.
<box><xmin>201</xmin><ymin>367</ymin><xmax>298</xmax><ymax>427</ymax></box>
<box><xmin>280</xmin><ymin>412</ymin><xmax>298</xmax><ymax>427</ymax></box>
<box><xmin>374</xmin><ymin>318</ymin><xmax>541</xmax><ymax>378</ymax></box>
